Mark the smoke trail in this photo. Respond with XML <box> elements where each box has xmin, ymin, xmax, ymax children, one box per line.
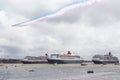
<box><xmin>12</xmin><ymin>0</ymin><xmax>102</xmax><ymax>27</ymax></box>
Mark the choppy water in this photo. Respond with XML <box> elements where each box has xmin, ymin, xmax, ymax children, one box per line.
<box><xmin>0</xmin><ymin>64</ymin><xmax>120</xmax><ymax>80</ymax></box>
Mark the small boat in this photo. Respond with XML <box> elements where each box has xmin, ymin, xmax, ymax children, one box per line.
<box><xmin>92</xmin><ymin>52</ymin><xmax>119</xmax><ymax>65</ymax></box>
<box><xmin>21</xmin><ymin>56</ymin><xmax>48</xmax><ymax>64</ymax></box>
<box><xmin>47</xmin><ymin>51</ymin><xmax>84</xmax><ymax>64</ymax></box>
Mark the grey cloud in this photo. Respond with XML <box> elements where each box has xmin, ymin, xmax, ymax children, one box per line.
<box><xmin>0</xmin><ymin>0</ymin><xmax>120</xmax><ymax>60</ymax></box>
<box><xmin>0</xmin><ymin>0</ymin><xmax>9</xmax><ymax>10</ymax></box>
<box><xmin>0</xmin><ymin>45</ymin><xmax>23</xmax><ymax>54</ymax></box>
<box><xmin>80</xmin><ymin>0</ymin><xmax>120</xmax><ymax>26</ymax></box>
<box><xmin>46</xmin><ymin>0</ymin><xmax>120</xmax><ymax>27</ymax></box>
<box><xmin>0</xmin><ymin>45</ymin><xmax>25</xmax><ymax>58</ymax></box>
<box><xmin>46</xmin><ymin>9</ymin><xmax>81</xmax><ymax>23</ymax></box>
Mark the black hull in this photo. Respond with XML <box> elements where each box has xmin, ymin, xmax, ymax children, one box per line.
<box><xmin>92</xmin><ymin>60</ymin><xmax>119</xmax><ymax>65</ymax></box>
<box><xmin>0</xmin><ymin>59</ymin><xmax>21</xmax><ymax>63</ymax></box>
<box><xmin>47</xmin><ymin>59</ymin><xmax>84</xmax><ymax>64</ymax></box>
<box><xmin>21</xmin><ymin>61</ymin><xmax>48</xmax><ymax>64</ymax></box>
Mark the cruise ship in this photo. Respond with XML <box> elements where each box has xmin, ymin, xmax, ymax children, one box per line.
<box><xmin>21</xmin><ymin>56</ymin><xmax>48</xmax><ymax>64</ymax></box>
<box><xmin>47</xmin><ymin>51</ymin><xmax>84</xmax><ymax>64</ymax></box>
<box><xmin>92</xmin><ymin>52</ymin><xmax>119</xmax><ymax>65</ymax></box>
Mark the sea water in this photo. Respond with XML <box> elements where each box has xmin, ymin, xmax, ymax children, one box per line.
<box><xmin>0</xmin><ymin>64</ymin><xmax>120</xmax><ymax>80</ymax></box>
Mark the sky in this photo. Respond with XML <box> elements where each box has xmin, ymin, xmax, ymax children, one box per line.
<box><xmin>0</xmin><ymin>0</ymin><xmax>120</xmax><ymax>60</ymax></box>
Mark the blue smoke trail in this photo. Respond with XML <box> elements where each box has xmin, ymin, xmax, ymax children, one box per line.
<box><xmin>12</xmin><ymin>0</ymin><xmax>95</xmax><ymax>27</ymax></box>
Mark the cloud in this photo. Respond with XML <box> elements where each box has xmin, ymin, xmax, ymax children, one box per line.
<box><xmin>0</xmin><ymin>45</ymin><xmax>25</xmax><ymax>58</ymax></box>
<box><xmin>0</xmin><ymin>0</ymin><xmax>120</xmax><ymax>60</ymax></box>
<box><xmin>47</xmin><ymin>0</ymin><xmax>120</xmax><ymax>26</ymax></box>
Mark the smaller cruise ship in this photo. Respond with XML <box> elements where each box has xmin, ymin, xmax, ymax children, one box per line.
<box><xmin>21</xmin><ymin>56</ymin><xmax>48</xmax><ymax>64</ymax></box>
<box><xmin>92</xmin><ymin>52</ymin><xmax>119</xmax><ymax>65</ymax></box>
<box><xmin>47</xmin><ymin>51</ymin><xmax>84</xmax><ymax>64</ymax></box>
